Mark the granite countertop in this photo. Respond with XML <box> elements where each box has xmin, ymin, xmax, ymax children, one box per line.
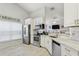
<box><xmin>49</xmin><ymin>35</ymin><xmax>79</xmax><ymax>51</ymax></box>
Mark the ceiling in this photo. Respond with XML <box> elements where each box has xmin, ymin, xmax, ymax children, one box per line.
<box><xmin>17</xmin><ymin>3</ymin><xmax>64</xmax><ymax>15</ymax></box>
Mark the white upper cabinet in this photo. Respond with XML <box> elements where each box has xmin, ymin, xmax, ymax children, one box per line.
<box><xmin>64</xmin><ymin>3</ymin><xmax>79</xmax><ymax>27</ymax></box>
<box><xmin>34</xmin><ymin>17</ymin><xmax>44</xmax><ymax>25</ymax></box>
<box><xmin>25</xmin><ymin>18</ymin><xmax>31</xmax><ymax>25</ymax></box>
<box><xmin>77</xmin><ymin>4</ymin><xmax>79</xmax><ymax>20</ymax></box>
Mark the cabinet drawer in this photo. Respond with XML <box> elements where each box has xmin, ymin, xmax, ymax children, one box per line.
<box><xmin>61</xmin><ymin>44</ymin><xmax>78</xmax><ymax>56</ymax></box>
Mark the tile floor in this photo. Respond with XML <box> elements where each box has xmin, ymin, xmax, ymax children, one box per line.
<box><xmin>0</xmin><ymin>40</ymin><xmax>50</xmax><ymax>56</ymax></box>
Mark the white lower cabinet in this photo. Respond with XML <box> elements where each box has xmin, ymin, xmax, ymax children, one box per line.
<box><xmin>61</xmin><ymin>44</ymin><xmax>79</xmax><ymax>56</ymax></box>
<box><xmin>41</xmin><ymin>35</ymin><xmax>79</xmax><ymax>56</ymax></box>
<box><xmin>40</xmin><ymin>35</ymin><xmax>52</xmax><ymax>55</ymax></box>
<box><xmin>48</xmin><ymin>38</ymin><xmax>52</xmax><ymax>55</ymax></box>
<box><xmin>40</xmin><ymin>35</ymin><xmax>45</xmax><ymax>47</ymax></box>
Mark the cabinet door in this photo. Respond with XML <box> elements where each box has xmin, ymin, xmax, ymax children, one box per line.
<box><xmin>78</xmin><ymin>4</ymin><xmax>79</xmax><ymax>20</ymax></box>
<box><xmin>44</xmin><ymin>36</ymin><xmax>48</xmax><ymax>49</ymax></box>
<box><xmin>64</xmin><ymin>3</ymin><xmax>77</xmax><ymax>27</ymax></box>
<box><xmin>34</xmin><ymin>17</ymin><xmax>43</xmax><ymax>25</ymax></box>
<box><xmin>61</xmin><ymin>44</ymin><xmax>71</xmax><ymax>56</ymax></box>
<box><xmin>76</xmin><ymin>3</ymin><xmax>79</xmax><ymax>25</ymax></box>
<box><xmin>45</xmin><ymin>36</ymin><xmax>52</xmax><ymax>55</ymax></box>
<box><xmin>61</xmin><ymin>44</ymin><xmax>78</xmax><ymax>56</ymax></box>
<box><xmin>47</xmin><ymin>37</ymin><xmax>52</xmax><ymax>55</ymax></box>
<box><xmin>40</xmin><ymin>35</ymin><xmax>45</xmax><ymax>47</ymax></box>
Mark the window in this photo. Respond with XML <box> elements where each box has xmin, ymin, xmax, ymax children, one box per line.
<box><xmin>0</xmin><ymin>20</ymin><xmax>22</xmax><ymax>42</ymax></box>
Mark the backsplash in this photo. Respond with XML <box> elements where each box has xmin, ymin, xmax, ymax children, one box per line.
<box><xmin>69</xmin><ymin>27</ymin><xmax>79</xmax><ymax>41</ymax></box>
<box><xmin>59</xmin><ymin>27</ymin><xmax>70</xmax><ymax>36</ymax></box>
<box><xmin>60</xmin><ymin>27</ymin><xmax>79</xmax><ymax>41</ymax></box>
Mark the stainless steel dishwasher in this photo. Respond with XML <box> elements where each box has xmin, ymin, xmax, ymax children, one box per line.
<box><xmin>52</xmin><ymin>40</ymin><xmax>61</xmax><ymax>56</ymax></box>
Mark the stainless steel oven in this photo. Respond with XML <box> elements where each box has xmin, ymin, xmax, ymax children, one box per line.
<box><xmin>33</xmin><ymin>35</ymin><xmax>40</xmax><ymax>47</ymax></box>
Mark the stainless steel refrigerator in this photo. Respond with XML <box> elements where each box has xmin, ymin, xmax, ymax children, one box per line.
<box><xmin>22</xmin><ymin>24</ymin><xmax>31</xmax><ymax>45</ymax></box>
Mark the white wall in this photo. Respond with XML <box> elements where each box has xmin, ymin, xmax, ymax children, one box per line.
<box><xmin>45</xmin><ymin>6</ymin><xmax>64</xmax><ymax>18</ymax></box>
<box><xmin>30</xmin><ymin>7</ymin><xmax>45</xmax><ymax>17</ymax></box>
<box><xmin>0</xmin><ymin>3</ymin><xmax>29</xmax><ymax>20</ymax></box>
